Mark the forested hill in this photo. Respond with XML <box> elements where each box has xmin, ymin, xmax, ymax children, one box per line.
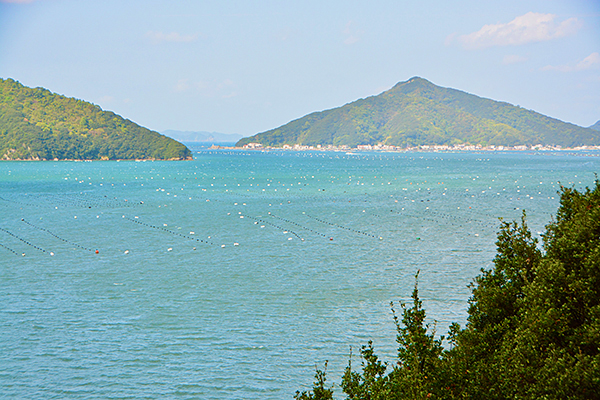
<box><xmin>590</xmin><ymin>120</ymin><xmax>600</xmax><ymax>131</ymax></box>
<box><xmin>0</xmin><ymin>78</ymin><xmax>192</xmax><ymax>160</ymax></box>
<box><xmin>237</xmin><ymin>77</ymin><xmax>600</xmax><ymax>148</ymax></box>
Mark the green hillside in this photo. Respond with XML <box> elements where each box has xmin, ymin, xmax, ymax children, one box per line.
<box><xmin>590</xmin><ymin>120</ymin><xmax>600</xmax><ymax>131</ymax></box>
<box><xmin>0</xmin><ymin>78</ymin><xmax>191</xmax><ymax>160</ymax></box>
<box><xmin>237</xmin><ymin>77</ymin><xmax>600</xmax><ymax>148</ymax></box>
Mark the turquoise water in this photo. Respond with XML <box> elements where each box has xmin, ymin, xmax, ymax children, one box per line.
<box><xmin>1</xmin><ymin>150</ymin><xmax>598</xmax><ymax>399</ymax></box>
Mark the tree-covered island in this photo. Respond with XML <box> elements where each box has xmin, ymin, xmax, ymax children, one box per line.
<box><xmin>0</xmin><ymin>78</ymin><xmax>192</xmax><ymax>161</ymax></box>
<box><xmin>238</xmin><ymin>77</ymin><xmax>600</xmax><ymax>149</ymax></box>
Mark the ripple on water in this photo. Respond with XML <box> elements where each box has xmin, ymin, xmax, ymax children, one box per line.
<box><xmin>0</xmin><ymin>151</ymin><xmax>597</xmax><ymax>398</ymax></box>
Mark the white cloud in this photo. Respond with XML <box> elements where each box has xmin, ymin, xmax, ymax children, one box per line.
<box><xmin>503</xmin><ymin>54</ymin><xmax>528</xmax><ymax>65</ymax></box>
<box><xmin>444</xmin><ymin>32</ymin><xmax>457</xmax><ymax>47</ymax></box>
<box><xmin>459</xmin><ymin>12</ymin><xmax>581</xmax><ymax>49</ymax></box>
<box><xmin>174</xmin><ymin>79</ymin><xmax>190</xmax><ymax>93</ymax></box>
<box><xmin>146</xmin><ymin>31</ymin><xmax>198</xmax><ymax>44</ymax></box>
<box><xmin>542</xmin><ymin>52</ymin><xmax>600</xmax><ymax>72</ymax></box>
<box><xmin>576</xmin><ymin>52</ymin><xmax>600</xmax><ymax>70</ymax></box>
<box><xmin>343</xmin><ymin>21</ymin><xmax>363</xmax><ymax>45</ymax></box>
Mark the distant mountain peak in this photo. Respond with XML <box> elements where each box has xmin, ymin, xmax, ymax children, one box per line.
<box><xmin>162</xmin><ymin>130</ymin><xmax>243</xmax><ymax>143</ymax></box>
<box><xmin>589</xmin><ymin>120</ymin><xmax>600</xmax><ymax>131</ymax></box>
<box><xmin>391</xmin><ymin>76</ymin><xmax>431</xmax><ymax>90</ymax></box>
<box><xmin>406</xmin><ymin>76</ymin><xmax>430</xmax><ymax>84</ymax></box>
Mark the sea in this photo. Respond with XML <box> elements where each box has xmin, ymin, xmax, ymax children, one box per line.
<box><xmin>1</xmin><ymin>148</ymin><xmax>599</xmax><ymax>399</ymax></box>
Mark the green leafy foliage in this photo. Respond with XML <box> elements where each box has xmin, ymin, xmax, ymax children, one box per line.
<box><xmin>295</xmin><ymin>362</ymin><xmax>334</xmax><ymax>400</ymax></box>
<box><xmin>297</xmin><ymin>182</ymin><xmax>600</xmax><ymax>399</ymax></box>
<box><xmin>342</xmin><ymin>342</ymin><xmax>392</xmax><ymax>400</ymax></box>
<box><xmin>238</xmin><ymin>77</ymin><xmax>600</xmax><ymax>148</ymax></box>
<box><xmin>0</xmin><ymin>78</ymin><xmax>191</xmax><ymax>160</ymax></box>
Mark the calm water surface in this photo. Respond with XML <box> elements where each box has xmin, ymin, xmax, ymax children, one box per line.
<box><xmin>1</xmin><ymin>150</ymin><xmax>598</xmax><ymax>399</ymax></box>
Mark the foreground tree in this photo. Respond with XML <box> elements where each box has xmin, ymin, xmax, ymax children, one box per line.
<box><xmin>491</xmin><ymin>183</ymin><xmax>600</xmax><ymax>399</ymax></box>
<box><xmin>341</xmin><ymin>273</ymin><xmax>443</xmax><ymax>400</ymax></box>
<box><xmin>296</xmin><ymin>181</ymin><xmax>600</xmax><ymax>399</ymax></box>
<box><xmin>442</xmin><ymin>213</ymin><xmax>542</xmax><ymax>399</ymax></box>
<box><xmin>295</xmin><ymin>362</ymin><xmax>334</xmax><ymax>400</ymax></box>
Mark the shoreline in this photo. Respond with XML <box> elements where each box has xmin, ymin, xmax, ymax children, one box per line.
<box><xmin>211</xmin><ymin>143</ymin><xmax>600</xmax><ymax>153</ymax></box>
<box><xmin>0</xmin><ymin>156</ymin><xmax>194</xmax><ymax>162</ymax></box>
<box><xmin>4</xmin><ymin>144</ymin><xmax>600</xmax><ymax>160</ymax></box>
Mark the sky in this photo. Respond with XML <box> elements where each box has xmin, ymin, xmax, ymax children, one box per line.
<box><xmin>1</xmin><ymin>0</ymin><xmax>599</xmax><ymax>138</ymax></box>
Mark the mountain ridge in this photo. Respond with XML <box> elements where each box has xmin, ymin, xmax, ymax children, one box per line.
<box><xmin>237</xmin><ymin>77</ymin><xmax>599</xmax><ymax>148</ymax></box>
<box><xmin>162</xmin><ymin>130</ymin><xmax>242</xmax><ymax>143</ymax></box>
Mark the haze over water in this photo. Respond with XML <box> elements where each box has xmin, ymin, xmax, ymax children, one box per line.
<box><xmin>1</xmin><ymin>149</ymin><xmax>598</xmax><ymax>399</ymax></box>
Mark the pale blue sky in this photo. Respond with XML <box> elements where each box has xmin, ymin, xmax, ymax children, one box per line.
<box><xmin>1</xmin><ymin>0</ymin><xmax>599</xmax><ymax>137</ymax></box>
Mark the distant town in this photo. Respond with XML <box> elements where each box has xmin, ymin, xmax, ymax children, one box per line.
<box><xmin>229</xmin><ymin>142</ymin><xmax>600</xmax><ymax>152</ymax></box>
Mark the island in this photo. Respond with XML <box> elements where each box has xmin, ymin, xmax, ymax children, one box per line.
<box><xmin>0</xmin><ymin>78</ymin><xmax>192</xmax><ymax>161</ymax></box>
<box><xmin>237</xmin><ymin>77</ymin><xmax>600</xmax><ymax>149</ymax></box>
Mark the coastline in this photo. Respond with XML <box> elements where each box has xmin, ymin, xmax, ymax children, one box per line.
<box><xmin>0</xmin><ymin>156</ymin><xmax>194</xmax><ymax>162</ymax></box>
<box><xmin>212</xmin><ymin>143</ymin><xmax>600</xmax><ymax>153</ymax></box>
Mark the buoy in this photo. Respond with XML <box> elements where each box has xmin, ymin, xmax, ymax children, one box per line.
<box><xmin>95</xmin><ymin>250</ymin><xmax>99</xmax><ymax>254</ymax></box>
<box><xmin>329</xmin><ymin>237</ymin><xmax>333</xmax><ymax>241</ymax></box>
